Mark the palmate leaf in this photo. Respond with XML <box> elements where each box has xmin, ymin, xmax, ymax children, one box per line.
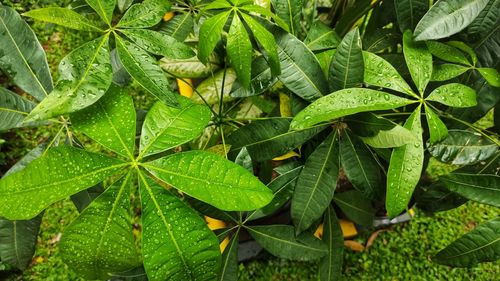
<box><xmin>414</xmin><ymin>0</ymin><xmax>490</xmax><ymax>41</ymax></box>
<box><xmin>116</xmin><ymin>0</ymin><xmax>170</xmax><ymax>28</ymax></box>
<box><xmin>198</xmin><ymin>11</ymin><xmax>230</xmax><ymax>63</ymax></box>
<box><xmin>0</xmin><ymin>5</ymin><xmax>53</xmax><ymax>101</ymax></box>
<box><xmin>425</xmin><ymin>105</ymin><xmax>448</xmax><ymax>143</ymax></box>
<box><xmin>121</xmin><ymin>29</ymin><xmax>194</xmax><ymax>59</ymax></box>
<box><xmin>403</xmin><ymin>30</ymin><xmax>432</xmax><ymax>95</ymax></box>
<box><xmin>426</xmin><ymin>41</ymin><xmax>471</xmax><ymax>65</ymax></box>
<box><xmin>290</xmin><ymin>88</ymin><xmax>415</xmax><ymax>130</ymax></box>
<box><xmin>23</xmin><ymin>7</ymin><xmax>104</xmax><ymax>31</ymax></box>
<box><xmin>328</xmin><ymin>28</ymin><xmax>364</xmax><ymax>91</ymax></box>
<box><xmin>230</xmin><ymin>56</ymin><xmax>277</xmax><ymax>98</ymax></box>
<box><xmin>292</xmin><ymin>132</ymin><xmax>340</xmax><ymax>234</ymax></box>
<box><xmin>271</xmin><ymin>0</ymin><xmax>302</xmax><ymax>35</ymax></box>
<box><xmin>143</xmin><ymin>150</ymin><xmax>273</xmax><ymax>211</ymax></box>
<box><xmin>0</xmin><ymin>146</ymin><xmax>127</xmax><ymax>220</ymax></box>
<box><xmin>433</xmin><ymin>217</ymin><xmax>500</xmax><ymax>267</ymax></box>
<box><xmin>26</xmin><ymin>35</ymin><xmax>113</xmax><ymax>121</ymax></box>
<box><xmin>218</xmin><ymin>232</ymin><xmax>239</xmax><ymax>281</ymax></box>
<box><xmin>426</xmin><ymin>83</ymin><xmax>477</xmax><ymax>107</ymax></box>
<box><xmin>160</xmin><ymin>12</ymin><xmax>193</xmax><ymax>42</ymax></box>
<box><xmin>318</xmin><ymin>206</ymin><xmax>343</xmax><ymax>281</ymax></box>
<box><xmin>333</xmin><ymin>190</ymin><xmax>375</xmax><ymax>226</ymax></box>
<box><xmin>386</xmin><ymin>106</ymin><xmax>424</xmax><ymax>217</ymax></box>
<box><xmin>138</xmin><ymin>173</ymin><xmax>220</xmax><ymax>281</ymax></box>
<box><xmin>86</xmin><ymin>0</ymin><xmax>116</xmax><ymax>26</ymax></box>
<box><xmin>431</xmin><ymin>64</ymin><xmax>469</xmax><ymax>81</ymax></box>
<box><xmin>440</xmin><ymin>173</ymin><xmax>500</xmax><ymax>207</ymax></box>
<box><xmin>226</xmin><ymin>14</ymin><xmax>252</xmax><ymax>88</ymax></box>
<box><xmin>71</xmin><ymin>84</ymin><xmax>136</xmax><ymax>159</ymax></box>
<box><xmin>394</xmin><ymin>0</ymin><xmax>428</xmax><ymax>32</ymax></box>
<box><xmin>60</xmin><ymin>172</ymin><xmax>139</xmax><ymax>280</ymax></box>
<box><xmin>0</xmin><ymin>87</ymin><xmax>35</xmax><ymax>131</ymax></box>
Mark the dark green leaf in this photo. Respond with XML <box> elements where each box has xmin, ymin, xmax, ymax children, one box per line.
<box><xmin>159</xmin><ymin>12</ymin><xmax>193</xmax><ymax>42</ymax></box>
<box><xmin>271</xmin><ymin>0</ymin><xmax>302</xmax><ymax>35</ymax></box>
<box><xmin>394</xmin><ymin>0</ymin><xmax>429</xmax><ymax>32</ymax></box>
<box><xmin>218</xmin><ymin>232</ymin><xmax>239</xmax><ymax>281</ymax></box>
<box><xmin>328</xmin><ymin>28</ymin><xmax>364</xmax><ymax>91</ymax></box>
<box><xmin>23</xmin><ymin>7</ymin><xmax>103</xmax><ymax>31</ymax></box>
<box><xmin>227</xmin><ymin>14</ymin><xmax>252</xmax><ymax>88</ymax></box>
<box><xmin>198</xmin><ymin>11</ymin><xmax>230</xmax><ymax>63</ymax></box>
<box><xmin>121</xmin><ymin>29</ymin><xmax>194</xmax><ymax>59</ymax></box>
<box><xmin>426</xmin><ymin>83</ymin><xmax>477</xmax><ymax>107</ymax></box>
<box><xmin>426</xmin><ymin>41</ymin><xmax>471</xmax><ymax>65</ymax></box>
<box><xmin>431</xmin><ymin>64</ymin><xmax>469</xmax><ymax>81</ymax></box>
<box><xmin>0</xmin><ymin>216</ymin><xmax>42</xmax><ymax>270</ymax></box>
<box><xmin>230</xmin><ymin>56</ymin><xmax>277</xmax><ymax>98</ymax></box>
<box><xmin>318</xmin><ymin>206</ymin><xmax>343</xmax><ymax>281</ymax></box>
<box><xmin>117</xmin><ymin>0</ymin><xmax>170</xmax><ymax>28</ymax></box>
<box><xmin>415</xmin><ymin>183</ymin><xmax>468</xmax><ymax>213</ymax></box>
<box><xmin>441</xmin><ymin>173</ymin><xmax>500</xmax><ymax>207</ymax></box>
<box><xmin>403</xmin><ymin>30</ymin><xmax>432</xmax><ymax>95</ymax></box>
<box><xmin>333</xmin><ymin>190</ymin><xmax>375</xmax><ymax>227</ymax></box>
<box><xmin>304</xmin><ymin>21</ymin><xmax>341</xmax><ymax>51</ymax></box>
<box><xmin>0</xmin><ymin>87</ymin><xmax>35</xmax><ymax>131</ymax></box>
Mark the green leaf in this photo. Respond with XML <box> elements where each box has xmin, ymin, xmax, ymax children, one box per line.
<box><xmin>116</xmin><ymin>37</ymin><xmax>179</xmax><ymax>107</ymax></box>
<box><xmin>333</xmin><ymin>190</ymin><xmax>375</xmax><ymax>227</ymax></box>
<box><xmin>415</xmin><ymin>183</ymin><xmax>468</xmax><ymax>213</ymax></box>
<box><xmin>160</xmin><ymin>55</ymin><xmax>220</xmax><ymax>78</ymax></box>
<box><xmin>0</xmin><ymin>5</ymin><xmax>53</xmax><ymax>101</ymax></box>
<box><xmin>394</xmin><ymin>0</ymin><xmax>429</xmax><ymax>32</ymax></box>
<box><xmin>425</xmin><ymin>105</ymin><xmax>449</xmax><ymax>143</ymax></box>
<box><xmin>292</xmin><ymin>132</ymin><xmax>340</xmax><ymax>234</ymax></box>
<box><xmin>198</xmin><ymin>11</ymin><xmax>230</xmax><ymax>63</ymax></box>
<box><xmin>117</xmin><ymin>0</ymin><xmax>170</xmax><ymax>28</ymax></box>
<box><xmin>0</xmin><ymin>146</ymin><xmax>127</xmax><ymax>220</ymax></box>
<box><xmin>270</xmin><ymin>0</ymin><xmax>302</xmax><ymax>35</ymax></box>
<box><xmin>428</xmin><ymin>130</ymin><xmax>498</xmax><ymax>165</ymax></box>
<box><xmin>86</xmin><ymin>0</ymin><xmax>116</xmax><ymax>25</ymax></box>
<box><xmin>0</xmin><ymin>216</ymin><xmax>42</xmax><ymax>270</ymax></box>
<box><xmin>414</xmin><ymin>0</ymin><xmax>490</xmax><ymax>41</ymax></box>
<box><xmin>226</xmin><ymin>14</ymin><xmax>252</xmax><ymax>88</ymax></box>
<box><xmin>272</xmin><ymin>27</ymin><xmax>328</xmax><ymax>100</ymax></box>
<box><xmin>26</xmin><ymin>35</ymin><xmax>112</xmax><ymax>121</ymax></box>
<box><xmin>247</xmin><ymin>225</ymin><xmax>327</xmax><ymax>261</ymax></box>
<box><xmin>138</xmin><ymin>173</ymin><xmax>220</xmax><ymax>281</ymax></box>
<box><xmin>433</xmin><ymin>217</ymin><xmax>500</xmax><ymax>267</ymax></box>
<box><xmin>441</xmin><ymin>173</ymin><xmax>500</xmax><ymax>207</ymax></box>
<box><xmin>290</xmin><ymin>88</ymin><xmax>415</xmax><ymax>130</ymax></box>
<box><xmin>426</xmin><ymin>41</ymin><xmax>471</xmax><ymax>65</ymax></box>
<box><xmin>230</xmin><ymin>56</ymin><xmax>277</xmax><ymax>98</ymax></box>
<box><xmin>426</xmin><ymin>83</ymin><xmax>477</xmax><ymax>107</ymax></box>
<box><xmin>362</xmin><ymin>51</ymin><xmax>417</xmax><ymax>98</ymax></box>
<box><xmin>386</xmin><ymin>106</ymin><xmax>424</xmax><ymax>217</ymax></box>
<box><xmin>304</xmin><ymin>21</ymin><xmax>341</xmax><ymax>51</ymax></box>
<box><xmin>340</xmin><ymin>130</ymin><xmax>381</xmax><ymax>199</ymax></box>
<box><xmin>23</xmin><ymin>7</ymin><xmax>103</xmax><ymax>31</ymax></box>
<box><xmin>403</xmin><ymin>30</ymin><xmax>432</xmax><ymax>95</ymax></box>
<box><xmin>71</xmin><ymin>84</ymin><xmax>136</xmax><ymax>159</ymax></box>
<box><xmin>192</xmin><ymin>68</ymin><xmax>237</xmax><ymax>105</ymax></box>
<box><xmin>431</xmin><ymin>64</ymin><xmax>470</xmax><ymax>81</ymax></box>
<box><xmin>240</xmin><ymin>4</ymin><xmax>290</xmax><ymax>32</ymax></box>
<box><xmin>447</xmin><ymin>41</ymin><xmax>478</xmax><ymax>66</ymax></box>
<box><xmin>361</xmin><ymin>125</ymin><xmax>418</xmax><ymax>148</ymax></box>
<box><xmin>328</xmin><ymin>28</ymin><xmax>364</xmax><ymax>91</ymax></box>
<box><xmin>121</xmin><ymin>29</ymin><xmax>194</xmax><ymax>59</ymax></box>
<box><xmin>0</xmin><ymin>87</ymin><xmax>35</xmax><ymax>131</ymax></box>
<box><xmin>60</xmin><ymin>173</ymin><xmax>139</xmax><ymax>280</ymax></box>
<box><xmin>144</xmin><ymin>150</ymin><xmax>273</xmax><ymax>211</ymax></box>
<box><xmin>318</xmin><ymin>206</ymin><xmax>343</xmax><ymax>281</ymax></box>
<box><xmin>159</xmin><ymin>12</ymin><xmax>193</xmax><ymax>42</ymax></box>
<box><xmin>226</xmin><ymin>118</ymin><xmax>325</xmax><ymax>161</ymax></box>
<box><xmin>117</xmin><ymin>0</ymin><xmax>134</xmax><ymax>12</ymax></box>
<box><xmin>218</xmin><ymin>232</ymin><xmax>239</xmax><ymax>281</ymax></box>
<box><xmin>477</xmin><ymin>67</ymin><xmax>500</xmax><ymax>87</ymax></box>
<box><xmin>204</xmin><ymin>0</ymin><xmax>232</xmax><ymax>10</ymax></box>
<box><xmin>139</xmin><ymin>97</ymin><xmax>210</xmax><ymax>158</ymax></box>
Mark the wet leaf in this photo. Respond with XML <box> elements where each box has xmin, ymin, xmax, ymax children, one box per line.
<box><xmin>23</xmin><ymin>7</ymin><xmax>103</xmax><ymax>31</ymax></box>
<box><xmin>0</xmin><ymin>87</ymin><xmax>36</xmax><ymax>130</ymax></box>
<box><xmin>121</xmin><ymin>29</ymin><xmax>194</xmax><ymax>59</ymax></box>
<box><xmin>426</xmin><ymin>83</ymin><xmax>477</xmax><ymax>107</ymax></box>
<box><xmin>117</xmin><ymin>0</ymin><xmax>170</xmax><ymax>28</ymax></box>
<box><xmin>86</xmin><ymin>0</ymin><xmax>116</xmax><ymax>25</ymax></box>
<box><xmin>403</xmin><ymin>30</ymin><xmax>432</xmax><ymax>95</ymax></box>
<box><xmin>329</xmin><ymin>28</ymin><xmax>364</xmax><ymax>91</ymax></box>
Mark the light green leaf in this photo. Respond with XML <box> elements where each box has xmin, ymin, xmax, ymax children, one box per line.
<box><xmin>144</xmin><ymin>150</ymin><xmax>273</xmax><ymax>211</ymax></box>
<box><xmin>0</xmin><ymin>5</ymin><xmax>53</xmax><ymax>101</ymax></box>
<box><xmin>362</xmin><ymin>51</ymin><xmax>417</xmax><ymax>98</ymax></box>
<box><xmin>431</xmin><ymin>64</ymin><xmax>470</xmax><ymax>81</ymax></box>
<box><xmin>425</xmin><ymin>105</ymin><xmax>449</xmax><ymax>143</ymax></box>
<box><xmin>433</xmin><ymin>217</ymin><xmax>500</xmax><ymax>267</ymax></box>
<box><xmin>0</xmin><ymin>146</ymin><xmax>127</xmax><ymax>220</ymax></box>
<box><xmin>121</xmin><ymin>29</ymin><xmax>194</xmax><ymax>59</ymax></box>
<box><xmin>247</xmin><ymin>225</ymin><xmax>327</xmax><ymax>261</ymax></box>
<box><xmin>71</xmin><ymin>84</ymin><xmax>136</xmax><ymax>159</ymax></box>
<box><xmin>227</xmin><ymin>118</ymin><xmax>325</xmax><ymax>161</ymax></box>
<box><xmin>240</xmin><ymin>4</ymin><xmax>290</xmax><ymax>32</ymax></box>
<box><xmin>218</xmin><ymin>232</ymin><xmax>239</xmax><ymax>281</ymax></box>
<box><xmin>414</xmin><ymin>0</ymin><xmax>490</xmax><ymax>41</ymax></box>
<box><xmin>160</xmin><ymin>55</ymin><xmax>220</xmax><ymax>78</ymax></box>
<box><xmin>428</xmin><ymin>130</ymin><xmax>498</xmax><ymax>165</ymax></box>
<box><xmin>426</xmin><ymin>83</ymin><xmax>477</xmax><ymax>107</ymax></box>
<box><xmin>328</xmin><ymin>28</ymin><xmax>364</xmax><ymax>91</ymax></box>
<box><xmin>139</xmin><ymin>173</ymin><xmax>220</xmax><ymax>281</ymax></box>
<box><xmin>227</xmin><ymin>14</ymin><xmax>252</xmax><ymax>88</ymax></box>
<box><xmin>447</xmin><ymin>41</ymin><xmax>478</xmax><ymax>66</ymax></box>
<box><xmin>192</xmin><ymin>68</ymin><xmax>237</xmax><ymax>105</ymax></box>
<box><xmin>333</xmin><ymin>190</ymin><xmax>375</xmax><ymax>227</ymax></box>
<box><xmin>403</xmin><ymin>30</ymin><xmax>432</xmax><ymax>95</ymax></box>
<box><xmin>0</xmin><ymin>87</ymin><xmax>35</xmax><ymax>131</ymax></box>
<box><xmin>23</xmin><ymin>7</ymin><xmax>103</xmax><ymax>31</ymax></box>
<box><xmin>116</xmin><ymin>37</ymin><xmax>179</xmax><ymax>107</ymax></box>
<box><xmin>198</xmin><ymin>11</ymin><xmax>230</xmax><ymax>63</ymax></box>
<box><xmin>204</xmin><ymin>0</ymin><xmax>232</xmax><ymax>10</ymax></box>
<box><xmin>318</xmin><ymin>206</ymin><xmax>343</xmax><ymax>281</ymax></box>
<box><xmin>290</xmin><ymin>88</ymin><xmax>415</xmax><ymax>130</ymax></box>
<box><xmin>386</xmin><ymin>106</ymin><xmax>424</xmax><ymax>218</ymax></box>
<box><xmin>361</xmin><ymin>126</ymin><xmax>417</xmax><ymax>148</ymax></box>
<box><xmin>270</xmin><ymin>0</ymin><xmax>302</xmax><ymax>34</ymax></box>
<box><xmin>441</xmin><ymin>173</ymin><xmax>500</xmax><ymax>207</ymax></box>
<box><xmin>60</xmin><ymin>173</ymin><xmax>139</xmax><ymax>280</ymax></box>
<box><xmin>426</xmin><ymin>41</ymin><xmax>471</xmax><ymax>65</ymax></box>
<box><xmin>477</xmin><ymin>67</ymin><xmax>500</xmax><ymax>87</ymax></box>
<box><xmin>394</xmin><ymin>0</ymin><xmax>429</xmax><ymax>32</ymax></box>
<box><xmin>292</xmin><ymin>132</ymin><xmax>340</xmax><ymax>234</ymax></box>
<box><xmin>86</xmin><ymin>0</ymin><xmax>116</xmax><ymax>25</ymax></box>
<box><xmin>117</xmin><ymin>0</ymin><xmax>170</xmax><ymax>28</ymax></box>
<box><xmin>139</xmin><ymin>97</ymin><xmax>210</xmax><ymax>158</ymax></box>
<box><xmin>26</xmin><ymin>35</ymin><xmax>112</xmax><ymax>121</ymax></box>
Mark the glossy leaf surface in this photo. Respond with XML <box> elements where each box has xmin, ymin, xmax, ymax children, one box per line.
<box><xmin>441</xmin><ymin>173</ymin><xmax>500</xmax><ymax>207</ymax></box>
<box><xmin>426</xmin><ymin>83</ymin><xmax>477</xmax><ymax>107</ymax></box>
<box><xmin>329</xmin><ymin>28</ymin><xmax>364</xmax><ymax>91</ymax></box>
<box><xmin>318</xmin><ymin>206</ymin><xmax>343</xmax><ymax>281</ymax></box>
<box><xmin>333</xmin><ymin>190</ymin><xmax>375</xmax><ymax>227</ymax></box>
<box><xmin>0</xmin><ymin>87</ymin><xmax>35</xmax><ymax>130</ymax></box>
<box><xmin>117</xmin><ymin>0</ymin><xmax>170</xmax><ymax>28</ymax></box>
<box><xmin>23</xmin><ymin>7</ymin><xmax>103</xmax><ymax>31</ymax></box>
<box><xmin>121</xmin><ymin>29</ymin><xmax>194</xmax><ymax>59</ymax></box>
<box><xmin>403</xmin><ymin>30</ymin><xmax>432</xmax><ymax>95</ymax></box>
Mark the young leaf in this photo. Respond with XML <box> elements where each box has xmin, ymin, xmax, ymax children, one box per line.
<box><xmin>426</xmin><ymin>41</ymin><xmax>471</xmax><ymax>65</ymax></box>
<box><xmin>86</xmin><ymin>0</ymin><xmax>116</xmax><ymax>26</ymax></box>
<box><xmin>477</xmin><ymin>68</ymin><xmax>500</xmax><ymax>87</ymax></box>
<box><xmin>117</xmin><ymin>0</ymin><xmax>170</xmax><ymax>28</ymax></box>
<box><xmin>414</xmin><ymin>0</ymin><xmax>490</xmax><ymax>41</ymax></box>
<box><xmin>121</xmin><ymin>29</ymin><xmax>194</xmax><ymax>59</ymax></box>
<box><xmin>23</xmin><ymin>7</ymin><xmax>104</xmax><ymax>31</ymax></box>
<box><xmin>71</xmin><ymin>84</ymin><xmax>136</xmax><ymax>159</ymax></box>
<box><xmin>139</xmin><ymin>173</ymin><xmax>220</xmax><ymax>281</ymax></box>
<box><xmin>340</xmin><ymin>130</ymin><xmax>381</xmax><ymax>199</ymax></box>
<box><xmin>329</xmin><ymin>28</ymin><xmax>364</xmax><ymax>91</ymax></box>
<box><xmin>270</xmin><ymin>0</ymin><xmax>302</xmax><ymax>35</ymax></box>
<box><xmin>0</xmin><ymin>87</ymin><xmax>35</xmax><ymax>131</ymax></box>
<box><xmin>433</xmin><ymin>217</ymin><xmax>500</xmax><ymax>267</ymax></box>
<box><xmin>0</xmin><ymin>5</ymin><xmax>53</xmax><ymax>101</ymax></box>
<box><xmin>247</xmin><ymin>225</ymin><xmax>327</xmax><ymax>261</ymax></box>
<box><xmin>425</xmin><ymin>105</ymin><xmax>448</xmax><ymax>143</ymax></box>
<box><xmin>292</xmin><ymin>132</ymin><xmax>340</xmax><ymax>234</ymax></box>
<box><xmin>218</xmin><ymin>232</ymin><xmax>239</xmax><ymax>281</ymax></box>
<box><xmin>394</xmin><ymin>0</ymin><xmax>429</xmax><ymax>32</ymax></box>
<box><xmin>290</xmin><ymin>88</ymin><xmax>415</xmax><ymax>130</ymax></box>
<box><xmin>116</xmin><ymin>37</ymin><xmax>179</xmax><ymax>107</ymax></box>
<box><xmin>333</xmin><ymin>190</ymin><xmax>375</xmax><ymax>227</ymax></box>
<box><xmin>60</xmin><ymin>173</ymin><xmax>139</xmax><ymax>280</ymax></box>
<box><xmin>386</xmin><ymin>106</ymin><xmax>424</xmax><ymax>218</ymax></box>
<box><xmin>226</xmin><ymin>118</ymin><xmax>325</xmax><ymax>161</ymax></box>
<box><xmin>431</xmin><ymin>64</ymin><xmax>470</xmax><ymax>81</ymax></box>
<box><xmin>139</xmin><ymin>97</ymin><xmax>211</xmax><ymax>158</ymax></box>
<box><xmin>0</xmin><ymin>146</ymin><xmax>127</xmax><ymax>220</ymax></box>
<box><xmin>26</xmin><ymin>35</ymin><xmax>112</xmax><ymax>121</ymax></box>
<box><xmin>318</xmin><ymin>206</ymin><xmax>343</xmax><ymax>281</ymax></box>
<box><xmin>226</xmin><ymin>14</ymin><xmax>252</xmax><ymax>88</ymax></box>
<box><xmin>198</xmin><ymin>11</ymin><xmax>230</xmax><ymax>63</ymax></box>
<box><xmin>441</xmin><ymin>173</ymin><xmax>500</xmax><ymax>207</ymax></box>
<box><xmin>0</xmin><ymin>216</ymin><xmax>42</xmax><ymax>270</ymax></box>
<box><xmin>403</xmin><ymin>30</ymin><xmax>432</xmax><ymax>95</ymax></box>
<box><xmin>425</xmin><ymin>83</ymin><xmax>477</xmax><ymax>107</ymax></box>
<box><xmin>143</xmin><ymin>151</ymin><xmax>273</xmax><ymax>211</ymax></box>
